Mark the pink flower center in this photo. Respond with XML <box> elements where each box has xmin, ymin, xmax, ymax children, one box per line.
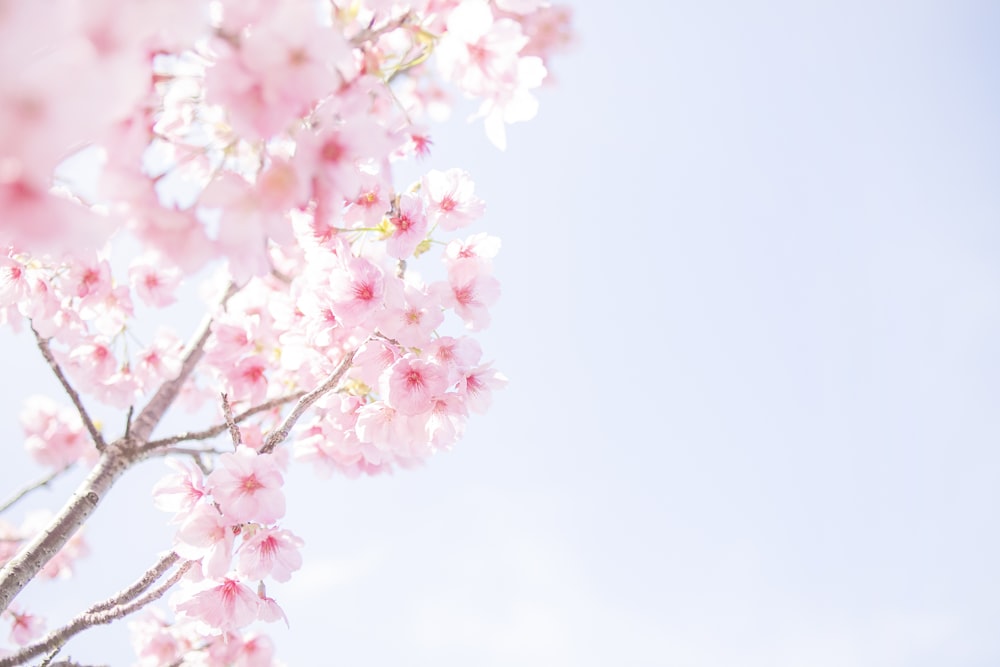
<box><xmin>392</xmin><ymin>213</ymin><xmax>414</xmax><ymax>233</ymax></box>
<box><xmin>453</xmin><ymin>284</ymin><xmax>474</xmax><ymax>306</ymax></box>
<box><xmin>321</xmin><ymin>138</ymin><xmax>346</xmax><ymax>164</ymax></box>
<box><xmin>353</xmin><ymin>282</ymin><xmax>375</xmax><ymax>301</ymax></box>
<box><xmin>241</xmin><ymin>474</ymin><xmax>264</xmax><ymax>493</ymax></box>
<box><xmin>259</xmin><ymin>536</ymin><xmax>278</xmax><ymax>559</ymax></box>
<box><xmin>405</xmin><ymin>369</ymin><xmax>425</xmax><ymax>390</ymax></box>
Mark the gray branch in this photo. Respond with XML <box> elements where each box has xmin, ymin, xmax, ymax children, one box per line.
<box><xmin>0</xmin><ymin>465</ymin><xmax>74</xmax><ymax>515</ymax></box>
<box><xmin>0</xmin><ymin>559</ymin><xmax>191</xmax><ymax>666</ymax></box>
<box><xmin>259</xmin><ymin>349</ymin><xmax>358</xmax><ymax>454</ymax></box>
<box><xmin>0</xmin><ymin>286</ymin><xmax>235</xmax><ymax>612</ymax></box>
<box><xmin>0</xmin><ymin>452</ymin><xmax>132</xmax><ymax>612</ymax></box>
<box><xmin>129</xmin><ymin>283</ymin><xmax>236</xmax><ymax>445</ymax></box>
<box><xmin>31</xmin><ymin>327</ymin><xmax>105</xmax><ymax>451</ymax></box>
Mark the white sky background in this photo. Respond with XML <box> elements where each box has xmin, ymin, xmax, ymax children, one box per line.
<box><xmin>2</xmin><ymin>0</ymin><xmax>1000</xmax><ymax>665</ymax></box>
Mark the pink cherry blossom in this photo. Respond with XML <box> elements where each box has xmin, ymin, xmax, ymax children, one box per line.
<box><xmin>437</xmin><ymin>258</ymin><xmax>501</xmax><ymax>331</ymax></box>
<box><xmin>421</xmin><ymin>168</ymin><xmax>486</xmax><ymax>231</ymax></box>
<box><xmin>174</xmin><ymin>502</ymin><xmax>236</xmax><ymax>578</ymax></box>
<box><xmin>225</xmin><ymin>356</ymin><xmax>270</xmax><ymax>406</ymax></box>
<box><xmin>128</xmin><ymin>609</ymin><xmax>183</xmax><ymax>667</ymax></box>
<box><xmin>377</xmin><ymin>283</ymin><xmax>445</xmax><ymax>348</ymax></box>
<box><xmin>20</xmin><ymin>395</ymin><xmax>90</xmax><ymax>469</ymax></box>
<box><xmin>424</xmin><ymin>393</ymin><xmax>469</xmax><ymax>450</ymax></box>
<box><xmin>237</xmin><ymin>526</ymin><xmax>304</xmax><ymax>583</ymax></box>
<box><xmin>175</xmin><ymin>577</ymin><xmax>260</xmax><ymax>631</ymax></box>
<box><xmin>129</xmin><ymin>254</ymin><xmax>181</xmax><ymax>308</ymax></box>
<box><xmin>4</xmin><ymin>606</ymin><xmax>45</xmax><ymax>646</ymax></box>
<box><xmin>152</xmin><ymin>459</ymin><xmax>208</xmax><ymax>516</ymax></box>
<box><xmin>328</xmin><ymin>255</ymin><xmax>385</xmax><ymax>328</ymax></box>
<box><xmin>134</xmin><ymin>330</ymin><xmax>184</xmax><ymax>387</ymax></box>
<box><xmin>66</xmin><ymin>337</ymin><xmax>118</xmax><ymax>387</ymax></box>
<box><xmin>0</xmin><ymin>0</ymin><xmax>574</xmax><ymax>658</ymax></box>
<box><xmin>257</xmin><ymin>593</ymin><xmax>288</xmax><ymax>626</ymax></box>
<box><xmin>387</xmin><ymin>192</ymin><xmax>428</xmax><ymax>259</ymax></box>
<box><xmin>444</xmin><ymin>232</ymin><xmax>502</xmax><ymax>266</ymax></box>
<box><xmin>458</xmin><ymin>362</ymin><xmax>509</xmax><ymax>414</ymax></box>
<box><xmin>383</xmin><ymin>357</ymin><xmax>449</xmax><ymax>416</ymax></box>
<box><xmin>208</xmin><ymin>445</ymin><xmax>286</xmax><ymax>524</ymax></box>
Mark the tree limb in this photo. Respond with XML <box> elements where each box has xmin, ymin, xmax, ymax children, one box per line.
<box><xmin>0</xmin><ymin>287</ymin><xmax>236</xmax><ymax>612</ymax></box>
<box><xmin>259</xmin><ymin>349</ymin><xmax>357</xmax><ymax>454</ymax></box>
<box><xmin>0</xmin><ymin>465</ymin><xmax>74</xmax><ymax>515</ymax></box>
<box><xmin>128</xmin><ymin>283</ymin><xmax>237</xmax><ymax>445</ymax></box>
<box><xmin>141</xmin><ymin>391</ymin><xmax>306</xmax><ymax>453</ymax></box>
<box><xmin>31</xmin><ymin>326</ymin><xmax>105</xmax><ymax>452</ymax></box>
<box><xmin>0</xmin><ymin>451</ymin><xmax>132</xmax><ymax>612</ymax></box>
<box><xmin>84</xmin><ymin>552</ymin><xmax>179</xmax><ymax>614</ymax></box>
<box><xmin>0</xmin><ymin>559</ymin><xmax>191</xmax><ymax>666</ymax></box>
<box><xmin>221</xmin><ymin>394</ymin><xmax>242</xmax><ymax>449</ymax></box>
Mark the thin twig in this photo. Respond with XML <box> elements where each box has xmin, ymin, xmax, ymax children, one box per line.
<box><xmin>149</xmin><ymin>447</ymin><xmax>230</xmax><ymax>459</ymax></box>
<box><xmin>124</xmin><ymin>405</ymin><xmax>134</xmax><ymax>439</ymax></box>
<box><xmin>221</xmin><ymin>394</ymin><xmax>242</xmax><ymax>449</ymax></box>
<box><xmin>31</xmin><ymin>326</ymin><xmax>105</xmax><ymax>451</ymax></box>
<box><xmin>84</xmin><ymin>552</ymin><xmax>179</xmax><ymax>614</ymax></box>
<box><xmin>146</xmin><ymin>447</ymin><xmax>224</xmax><ymax>475</ymax></box>
<box><xmin>0</xmin><ymin>464</ymin><xmax>74</xmax><ymax>515</ymax></box>
<box><xmin>38</xmin><ymin>646</ymin><xmax>65</xmax><ymax>667</ymax></box>
<box><xmin>141</xmin><ymin>392</ymin><xmax>306</xmax><ymax>452</ymax></box>
<box><xmin>0</xmin><ymin>560</ymin><xmax>191</xmax><ymax>667</ymax></box>
<box><xmin>259</xmin><ymin>350</ymin><xmax>358</xmax><ymax>455</ymax></box>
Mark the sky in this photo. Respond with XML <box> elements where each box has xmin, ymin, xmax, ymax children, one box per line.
<box><xmin>3</xmin><ymin>0</ymin><xmax>1000</xmax><ymax>665</ymax></box>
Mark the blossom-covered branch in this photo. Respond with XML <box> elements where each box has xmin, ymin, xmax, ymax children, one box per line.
<box><xmin>0</xmin><ymin>289</ymin><xmax>234</xmax><ymax>610</ymax></box>
<box><xmin>141</xmin><ymin>392</ymin><xmax>307</xmax><ymax>452</ymax></box>
<box><xmin>129</xmin><ymin>284</ymin><xmax>237</xmax><ymax>446</ymax></box>
<box><xmin>0</xmin><ymin>0</ymin><xmax>570</xmax><ymax>662</ymax></box>
<box><xmin>259</xmin><ymin>349</ymin><xmax>358</xmax><ymax>455</ymax></box>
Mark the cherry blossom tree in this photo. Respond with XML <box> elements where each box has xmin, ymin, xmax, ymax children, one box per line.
<box><xmin>0</xmin><ymin>0</ymin><xmax>571</xmax><ymax>664</ymax></box>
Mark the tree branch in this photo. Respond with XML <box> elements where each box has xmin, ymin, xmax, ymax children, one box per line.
<box><xmin>0</xmin><ymin>559</ymin><xmax>191</xmax><ymax>666</ymax></box>
<box><xmin>141</xmin><ymin>392</ymin><xmax>306</xmax><ymax>453</ymax></box>
<box><xmin>0</xmin><ymin>451</ymin><xmax>132</xmax><ymax>612</ymax></box>
<box><xmin>0</xmin><ymin>288</ymin><xmax>236</xmax><ymax>612</ymax></box>
<box><xmin>259</xmin><ymin>350</ymin><xmax>357</xmax><ymax>454</ymax></box>
<box><xmin>31</xmin><ymin>326</ymin><xmax>105</xmax><ymax>451</ymax></box>
<box><xmin>0</xmin><ymin>465</ymin><xmax>74</xmax><ymax>515</ymax></box>
<box><xmin>84</xmin><ymin>552</ymin><xmax>179</xmax><ymax>614</ymax></box>
<box><xmin>221</xmin><ymin>394</ymin><xmax>242</xmax><ymax>449</ymax></box>
<box><xmin>128</xmin><ymin>283</ymin><xmax>237</xmax><ymax>445</ymax></box>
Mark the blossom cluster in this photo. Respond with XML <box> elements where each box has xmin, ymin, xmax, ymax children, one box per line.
<box><xmin>152</xmin><ymin>449</ymin><xmax>298</xmax><ymax>636</ymax></box>
<box><xmin>0</xmin><ymin>0</ymin><xmax>570</xmax><ymax>664</ymax></box>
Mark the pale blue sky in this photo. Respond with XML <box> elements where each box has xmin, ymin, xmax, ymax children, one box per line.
<box><xmin>3</xmin><ymin>1</ymin><xmax>1000</xmax><ymax>665</ymax></box>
